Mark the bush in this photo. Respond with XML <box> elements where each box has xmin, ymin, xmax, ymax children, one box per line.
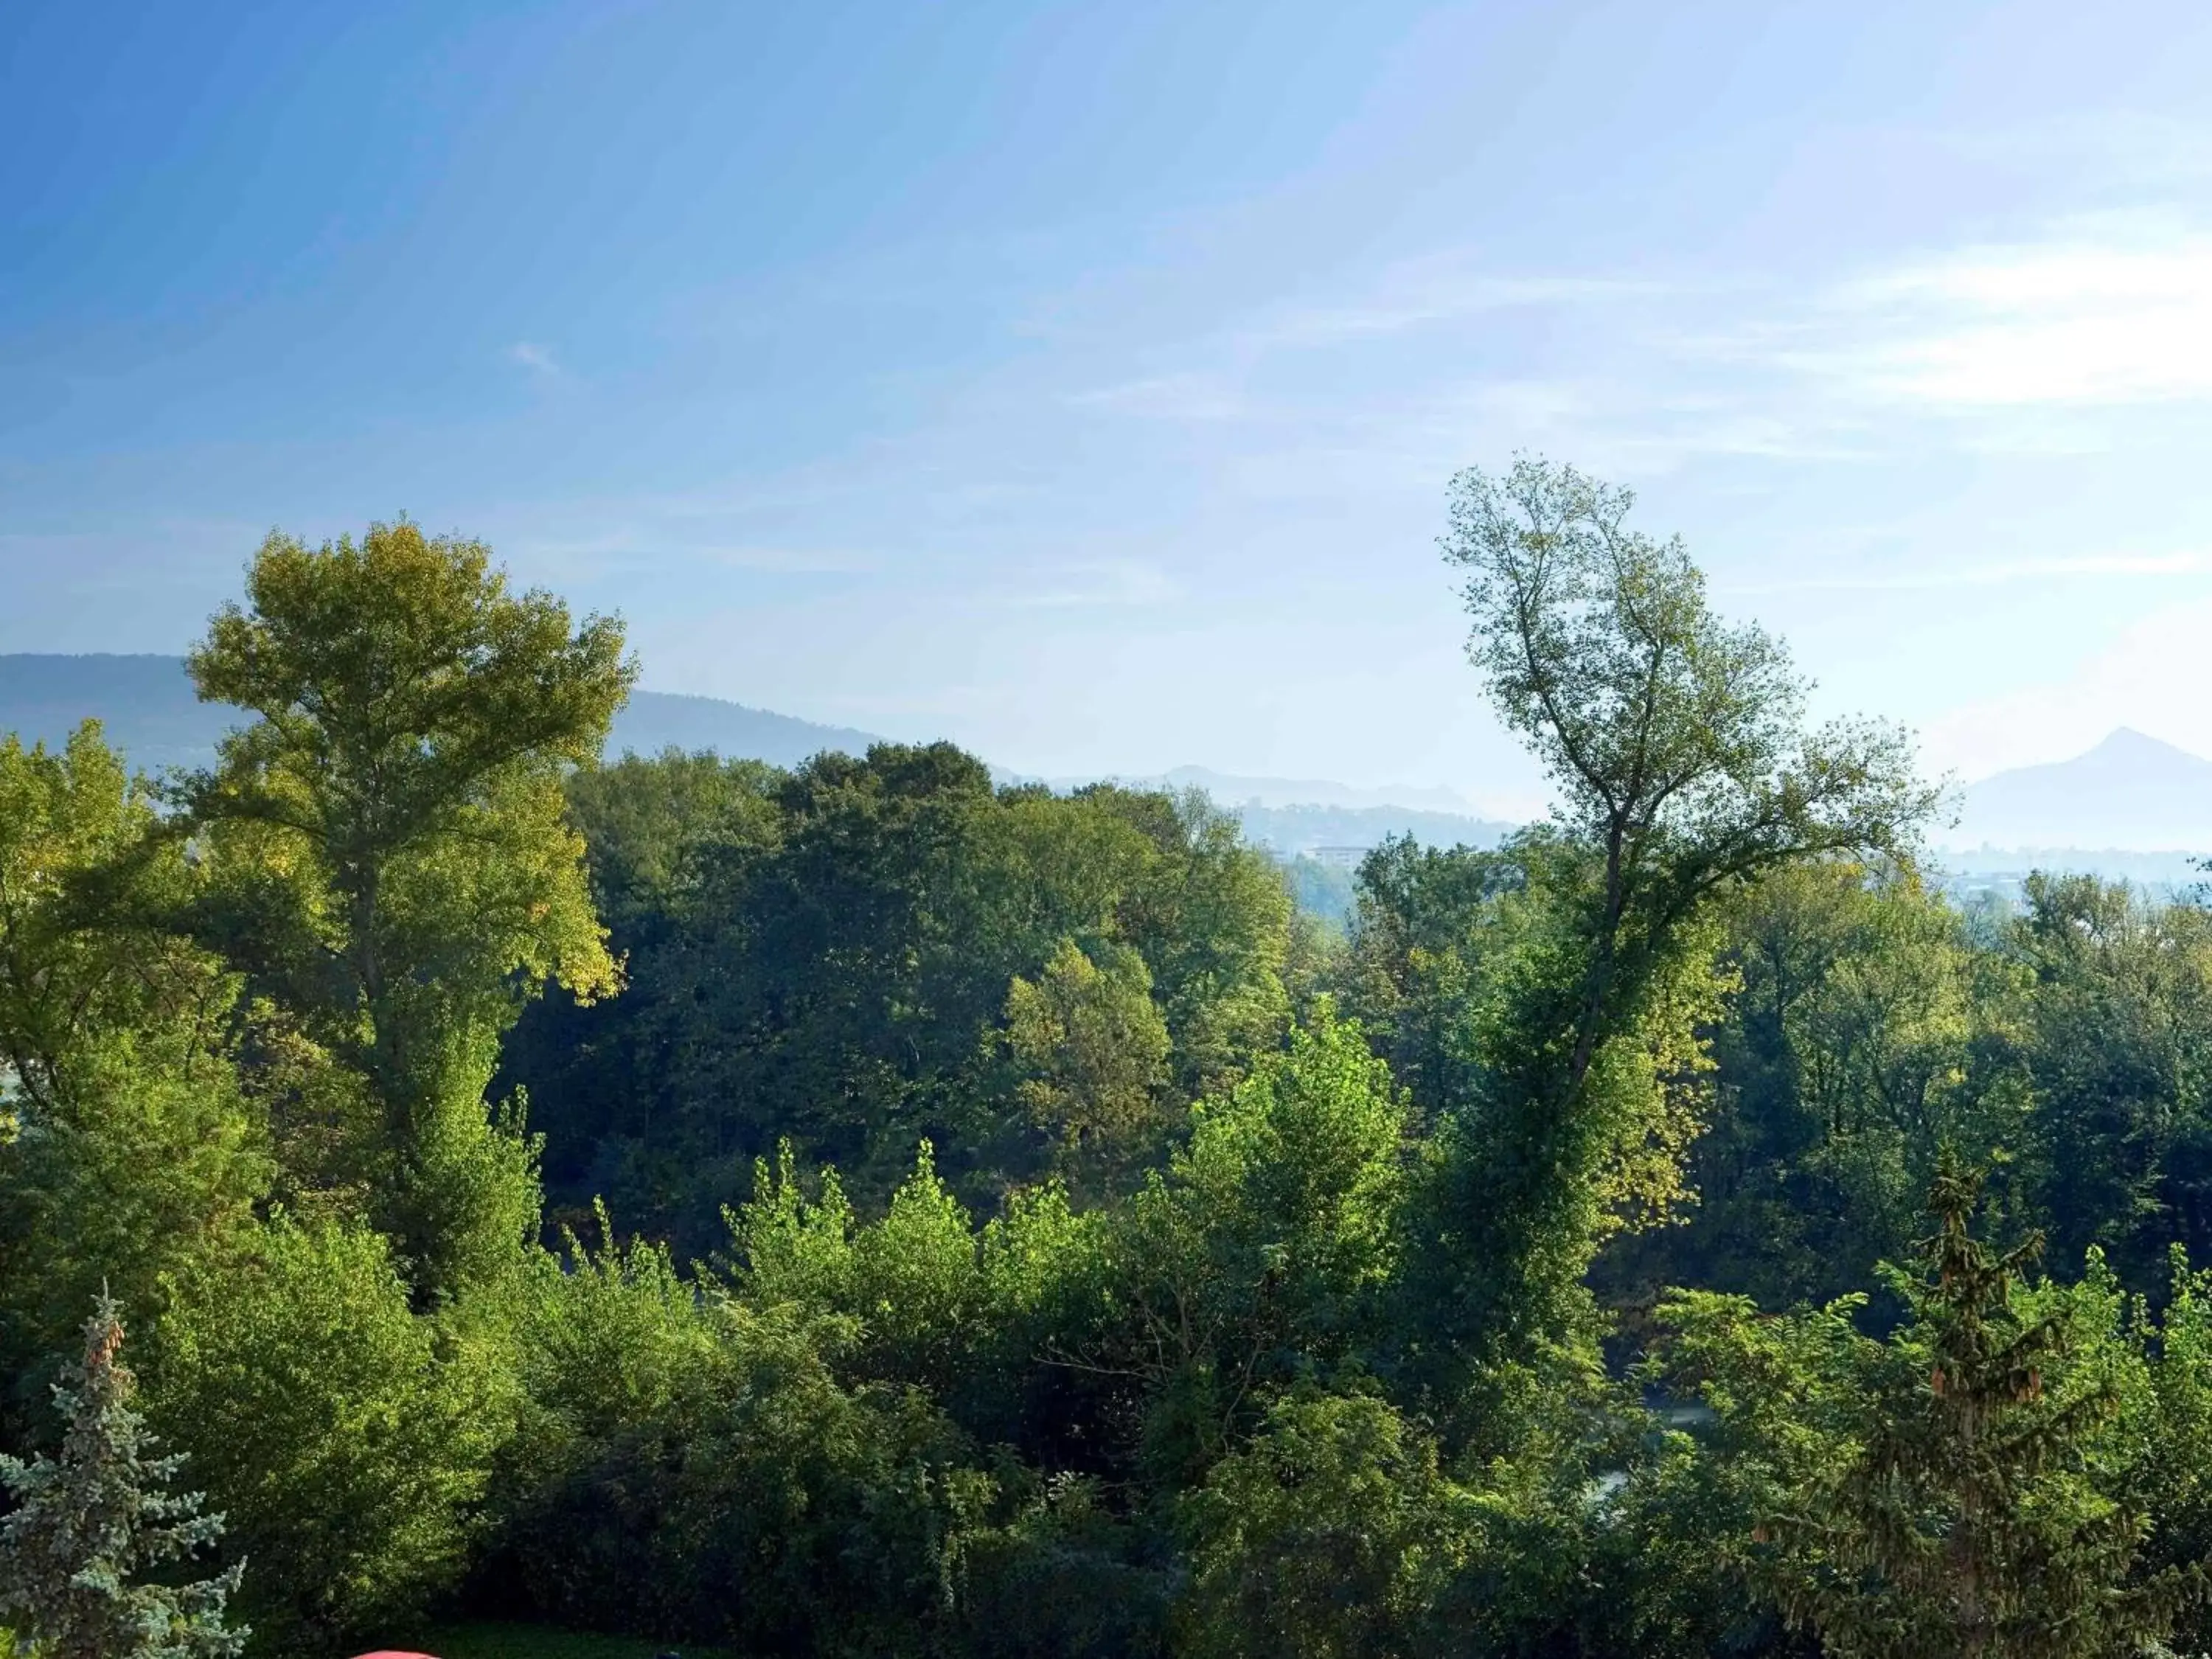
<box><xmin>1177</xmin><ymin>1388</ymin><xmax>1458</xmax><ymax>1659</ymax></box>
<box><xmin>950</xmin><ymin>1471</ymin><xmax>1169</xmax><ymax>1659</ymax></box>
<box><xmin>494</xmin><ymin>1222</ymin><xmax>995</xmax><ymax>1656</ymax></box>
<box><xmin>149</xmin><ymin>1217</ymin><xmax>509</xmax><ymax>1654</ymax></box>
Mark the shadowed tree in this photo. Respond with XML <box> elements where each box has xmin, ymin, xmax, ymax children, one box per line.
<box><xmin>1661</xmin><ymin>1158</ymin><xmax>2198</xmax><ymax>1659</ymax></box>
<box><xmin>1776</xmin><ymin>1158</ymin><xmax>2193</xmax><ymax>1658</ymax></box>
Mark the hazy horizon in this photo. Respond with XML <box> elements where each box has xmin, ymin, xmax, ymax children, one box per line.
<box><xmin>15</xmin><ymin>653</ymin><xmax>2212</xmax><ymax>858</ymax></box>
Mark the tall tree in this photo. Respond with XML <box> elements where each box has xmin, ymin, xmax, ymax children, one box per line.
<box><xmin>0</xmin><ymin>1297</ymin><xmax>245</xmax><ymax>1659</ymax></box>
<box><xmin>184</xmin><ymin>521</ymin><xmax>634</xmax><ymax>1300</ymax></box>
<box><xmin>1417</xmin><ymin>456</ymin><xmax>1933</xmax><ymax>1395</ymax></box>
<box><xmin>1664</xmin><ymin>1158</ymin><xmax>2195</xmax><ymax>1659</ymax></box>
<box><xmin>0</xmin><ymin>726</ymin><xmax>269</xmax><ymax>1414</ymax></box>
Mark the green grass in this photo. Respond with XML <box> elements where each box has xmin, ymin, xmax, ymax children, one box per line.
<box><xmin>412</xmin><ymin>1621</ymin><xmax>730</xmax><ymax>1659</ymax></box>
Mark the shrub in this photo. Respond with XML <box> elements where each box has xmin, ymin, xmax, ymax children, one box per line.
<box><xmin>150</xmin><ymin>1217</ymin><xmax>508</xmax><ymax>1653</ymax></box>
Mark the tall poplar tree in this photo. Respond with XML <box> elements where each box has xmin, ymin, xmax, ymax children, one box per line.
<box><xmin>185</xmin><ymin>521</ymin><xmax>635</xmax><ymax>1301</ymax></box>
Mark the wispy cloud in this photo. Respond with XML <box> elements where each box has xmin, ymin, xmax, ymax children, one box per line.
<box><xmin>1795</xmin><ymin>223</ymin><xmax>2212</xmax><ymax>409</ymax></box>
<box><xmin>1100</xmin><ymin>209</ymin><xmax>2212</xmax><ymax>433</ymax></box>
<box><xmin>1069</xmin><ymin>373</ymin><xmax>1253</xmax><ymax>422</ymax></box>
<box><xmin>1001</xmin><ymin>559</ymin><xmax>1180</xmax><ymax>609</ymax></box>
<box><xmin>1068</xmin><ymin>259</ymin><xmax>1672</xmax><ymax>428</ymax></box>
<box><xmin>1943</xmin><ymin>112</ymin><xmax>2212</xmax><ymax>192</ymax></box>
<box><xmin>1722</xmin><ymin>549</ymin><xmax>2212</xmax><ymax>596</ymax></box>
<box><xmin>1231</xmin><ymin>268</ymin><xmax>1665</xmax><ymax>351</ymax></box>
<box><xmin>507</xmin><ymin>341</ymin><xmax>562</xmax><ymax>378</ymax></box>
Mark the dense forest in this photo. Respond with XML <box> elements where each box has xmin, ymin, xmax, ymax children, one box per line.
<box><xmin>8</xmin><ymin>460</ymin><xmax>2212</xmax><ymax>1658</ymax></box>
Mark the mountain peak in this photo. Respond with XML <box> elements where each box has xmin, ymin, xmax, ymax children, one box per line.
<box><xmin>2085</xmin><ymin>726</ymin><xmax>2201</xmax><ymax>763</ymax></box>
<box><xmin>1951</xmin><ymin>726</ymin><xmax>2212</xmax><ymax>852</ymax></box>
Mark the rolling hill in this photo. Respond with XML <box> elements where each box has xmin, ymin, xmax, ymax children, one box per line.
<box><xmin>0</xmin><ymin>654</ymin><xmax>887</xmax><ymax>773</ymax></box>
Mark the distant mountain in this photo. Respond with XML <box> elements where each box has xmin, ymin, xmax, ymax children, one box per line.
<box><xmin>0</xmin><ymin>654</ymin><xmax>886</xmax><ymax>773</ymax></box>
<box><xmin>1232</xmin><ymin>801</ymin><xmax>1514</xmax><ymax>858</ymax></box>
<box><xmin>1003</xmin><ymin>763</ymin><xmax>1515</xmax><ymax>859</ymax></box>
<box><xmin>605</xmin><ymin>691</ymin><xmax>883</xmax><ymax>768</ymax></box>
<box><xmin>1150</xmin><ymin>766</ymin><xmax>1487</xmax><ymax>815</ymax></box>
<box><xmin>1948</xmin><ymin>728</ymin><xmax>2212</xmax><ymax>855</ymax></box>
<box><xmin>0</xmin><ymin>655</ymin><xmax>239</xmax><ymax>774</ymax></box>
<box><xmin>1018</xmin><ymin>764</ymin><xmax>1500</xmax><ymax>813</ymax></box>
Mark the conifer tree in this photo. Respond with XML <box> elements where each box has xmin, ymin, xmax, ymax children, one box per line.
<box><xmin>1775</xmin><ymin>1154</ymin><xmax>2191</xmax><ymax>1659</ymax></box>
<box><xmin>0</xmin><ymin>1296</ymin><xmax>245</xmax><ymax>1659</ymax></box>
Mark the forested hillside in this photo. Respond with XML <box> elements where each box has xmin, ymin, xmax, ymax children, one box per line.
<box><xmin>10</xmin><ymin>473</ymin><xmax>2212</xmax><ymax>1658</ymax></box>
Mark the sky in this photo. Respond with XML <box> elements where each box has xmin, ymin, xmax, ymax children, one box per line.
<box><xmin>9</xmin><ymin>0</ymin><xmax>2212</xmax><ymax>815</ymax></box>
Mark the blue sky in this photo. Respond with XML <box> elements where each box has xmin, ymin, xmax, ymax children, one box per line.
<box><xmin>8</xmin><ymin>0</ymin><xmax>2212</xmax><ymax>812</ymax></box>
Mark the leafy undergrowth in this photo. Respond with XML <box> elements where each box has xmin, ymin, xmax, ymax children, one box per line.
<box><xmin>412</xmin><ymin>1621</ymin><xmax>732</xmax><ymax>1658</ymax></box>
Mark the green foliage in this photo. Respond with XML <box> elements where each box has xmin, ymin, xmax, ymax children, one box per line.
<box><xmin>726</xmin><ymin>1141</ymin><xmax>862</xmax><ymax>1311</ymax></box>
<box><xmin>1621</xmin><ymin>863</ymin><xmax>2212</xmax><ymax>1320</ymax></box>
<box><xmin>0</xmin><ymin>1298</ymin><xmax>244</xmax><ymax>1659</ymax></box>
<box><xmin>1005</xmin><ymin>936</ymin><xmax>1172</xmax><ymax>1196</ymax></box>
<box><xmin>23</xmin><ymin>471</ymin><xmax>2212</xmax><ymax>1659</ymax></box>
<box><xmin>1658</xmin><ymin>1158</ymin><xmax>2196</xmax><ymax>1659</ymax></box>
<box><xmin>0</xmin><ymin>723</ymin><xmax>188</xmax><ymax>1112</ymax></box>
<box><xmin>495</xmin><ymin>1272</ymin><xmax>991</xmax><ymax>1655</ymax></box>
<box><xmin>849</xmin><ymin>1143</ymin><xmax>994</xmax><ymax>1394</ymax></box>
<box><xmin>1178</xmin><ymin>1388</ymin><xmax>1459</xmax><ymax>1659</ymax></box>
<box><xmin>184</xmin><ymin>520</ymin><xmax>634</xmax><ymax>1302</ymax></box>
<box><xmin>505</xmin><ymin>748</ymin><xmax>1296</xmax><ymax>1250</ymax></box>
<box><xmin>723</xmin><ymin>1141</ymin><xmax>1124</xmax><ymax>1458</ymax></box>
<box><xmin>489</xmin><ymin>1217</ymin><xmax>731</xmax><ymax>1639</ymax></box>
<box><xmin>641</xmin><ymin>1347</ymin><xmax>993</xmax><ymax>1657</ymax></box>
<box><xmin>563</xmin><ymin>747</ymin><xmax>784</xmax><ymax>932</ymax></box>
<box><xmin>148</xmin><ymin>1217</ymin><xmax>507</xmax><ymax>1653</ymax></box>
<box><xmin>1176</xmin><ymin>1381</ymin><xmax>1625</xmax><ymax>1659</ymax></box>
<box><xmin>1376</xmin><ymin>833</ymin><xmax>1733</xmax><ymax>1430</ymax></box>
<box><xmin>2125</xmin><ymin>1246</ymin><xmax>2212</xmax><ymax>1653</ymax></box>
<box><xmin>1103</xmin><ymin>787</ymin><xmax>1295</xmax><ymax>1099</ymax></box>
<box><xmin>949</xmin><ymin>1471</ymin><xmax>1169</xmax><ymax>1658</ymax></box>
<box><xmin>0</xmin><ymin>1054</ymin><xmax>271</xmax><ymax>1425</ymax></box>
<box><xmin>1154</xmin><ymin>1004</ymin><xmax>1407</xmax><ymax>1339</ymax></box>
<box><xmin>0</xmin><ymin>725</ymin><xmax>271</xmax><ymax>1417</ymax></box>
<box><xmin>726</xmin><ymin>1141</ymin><xmax>987</xmax><ymax>1391</ymax></box>
<box><xmin>1107</xmin><ymin>1005</ymin><xmax>1410</xmax><ymax>1478</ymax></box>
<box><xmin>1603</xmin><ymin>861</ymin><xmax>2031</xmax><ymax>1313</ymax></box>
<box><xmin>522</xmin><ymin>1206</ymin><xmax>729</xmax><ymax>1447</ymax></box>
<box><xmin>1332</xmin><ymin>835</ymin><xmax>1528</xmax><ymax>1121</ymax></box>
<box><xmin>1424</xmin><ymin>456</ymin><xmax>1933</xmax><ymax>1392</ymax></box>
<box><xmin>2009</xmin><ymin>873</ymin><xmax>2212</xmax><ymax>1281</ymax></box>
